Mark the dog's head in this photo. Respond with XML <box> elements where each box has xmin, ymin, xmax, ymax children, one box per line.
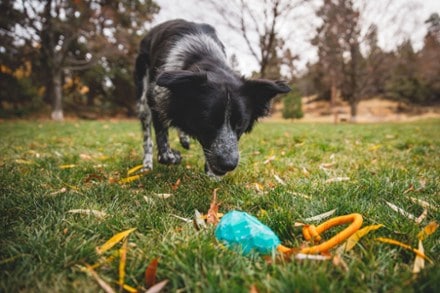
<box><xmin>157</xmin><ymin>70</ymin><xmax>290</xmax><ymax>176</ymax></box>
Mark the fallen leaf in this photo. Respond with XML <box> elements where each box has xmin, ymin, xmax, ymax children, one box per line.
<box><xmin>15</xmin><ymin>159</ymin><xmax>32</xmax><ymax>165</ymax></box>
<box><xmin>249</xmin><ymin>284</ymin><xmax>259</xmax><ymax>293</ymax></box>
<box><xmin>119</xmin><ymin>239</ymin><xmax>128</xmax><ymax>288</ymax></box>
<box><xmin>273</xmin><ymin>174</ymin><xmax>286</xmax><ymax>185</ymax></box>
<box><xmin>122</xmin><ymin>284</ymin><xmax>138</xmax><ymax>293</ymax></box>
<box><xmin>415</xmin><ymin>209</ymin><xmax>428</xmax><ymax>224</ymax></box>
<box><xmin>294</xmin><ymin>253</ymin><xmax>331</xmax><ymax>261</ymax></box>
<box><xmin>59</xmin><ymin>164</ymin><xmax>76</xmax><ymax>169</ymax></box>
<box><xmin>144</xmin><ymin>196</ymin><xmax>156</xmax><ymax>205</ymax></box>
<box><xmin>145</xmin><ymin>280</ymin><xmax>168</xmax><ymax>293</ymax></box>
<box><xmin>171</xmin><ymin>178</ymin><xmax>181</xmax><ymax>191</ymax></box>
<box><xmin>84</xmin><ymin>173</ymin><xmax>104</xmax><ymax>183</ymax></box>
<box><xmin>127</xmin><ymin>164</ymin><xmax>144</xmax><ymax>175</ymax></box>
<box><xmin>319</xmin><ymin>163</ymin><xmax>335</xmax><ymax>169</ymax></box>
<box><xmin>170</xmin><ymin>214</ymin><xmax>192</xmax><ymax>223</ymax></box>
<box><xmin>385</xmin><ymin>201</ymin><xmax>420</xmax><ymax>223</ymax></box>
<box><xmin>207</xmin><ymin>189</ymin><xmax>220</xmax><ymax>225</ymax></box>
<box><xmin>337</xmin><ymin>224</ymin><xmax>384</xmax><ymax>253</ymax></box>
<box><xmin>119</xmin><ymin>175</ymin><xmax>142</xmax><ymax>184</ymax></box>
<box><xmin>67</xmin><ymin>209</ymin><xmax>107</xmax><ymax>219</ymax></box>
<box><xmin>409</xmin><ymin>197</ymin><xmax>437</xmax><ymax>211</ymax></box>
<box><xmin>49</xmin><ymin>187</ymin><xmax>68</xmax><ymax>196</ymax></box>
<box><xmin>302</xmin><ymin>167</ymin><xmax>310</xmax><ymax>176</ymax></box>
<box><xmin>263</xmin><ymin>155</ymin><xmax>276</xmax><ymax>164</ymax></box>
<box><xmin>376</xmin><ymin>237</ymin><xmax>432</xmax><ymax>263</ymax></box>
<box><xmin>417</xmin><ymin>221</ymin><xmax>439</xmax><ymax>241</ymax></box>
<box><xmin>413</xmin><ymin>240</ymin><xmax>425</xmax><ymax>274</ymax></box>
<box><xmin>96</xmin><ymin>228</ymin><xmax>136</xmax><ymax>254</ymax></box>
<box><xmin>82</xmin><ymin>264</ymin><xmax>116</xmax><ymax>293</ymax></box>
<box><xmin>80</xmin><ymin>153</ymin><xmax>93</xmax><ymax>160</ymax></box>
<box><xmin>289</xmin><ymin>192</ymin><xmax>312</xmax><ymax>199</ymax></box>
<box><xmin>325</xmin><ymin>177</ymin><xmax>350</xmax><ymax>183</ymax></box>
<box><xmin>194</xmin><ymin>209</ymin><xmax>207</xmax><ymax>230</ymax></box>
<box><xmin>145</xmin><ymin>258</ymin><xmax>160</xmax><ymax>288</ymax></box>
<box><xmin>332</xmin><ymin>255</ymin><xmax>349</xmax><ymax>272</ymax></box>
<box><xmin>155</xmin><ymin>193</ymin><xmax>172</xmax><ymax>199</ymax></box>
<box><xmin>304</xmin><ymin>209</ymin><xmax>337</xmax><ymax>222</ymax></box>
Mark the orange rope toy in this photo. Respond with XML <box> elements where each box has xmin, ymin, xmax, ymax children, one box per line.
<box><xmin>278</xmin><ymin>213</ymin><xmax>363</xmax><ymax>255</ymax></box>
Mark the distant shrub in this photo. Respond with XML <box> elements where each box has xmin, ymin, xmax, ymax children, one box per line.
<box><xmin>282</xmin><ymin>86</ymin><xmax>303</xmax><ymax>119</ymax></box>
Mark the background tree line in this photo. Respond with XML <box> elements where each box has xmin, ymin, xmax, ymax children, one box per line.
<box><xmin>0</xmin><ymin>0</ymin><xmax>439</xmax><ymax>120</ymax></box>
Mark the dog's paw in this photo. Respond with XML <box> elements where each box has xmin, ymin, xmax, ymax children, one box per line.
<box><xmin>158</xmin><ymin>149</ymin><xmax>181</xmax><ymax>165</ymax></box>
<box><xmin>142</xmin><ymin>155</ymin><xmax>153</xmax><ymax>172</ymax></box>
<box><xmin>179</xmin><ymin>133</ymin><xmax>190</xmax><ymax>150</ymax></box>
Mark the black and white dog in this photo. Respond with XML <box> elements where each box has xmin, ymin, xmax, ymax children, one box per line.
<box><xmin>135</xmin><ymin>19</ymin><xmax>290</xmax><ymax>176</ymax></box>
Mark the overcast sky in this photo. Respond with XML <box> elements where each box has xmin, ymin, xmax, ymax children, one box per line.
<box><xmin>151</xmin><ymin>0</ymin><xmax>440</xmax><ymax>76</ymax></box>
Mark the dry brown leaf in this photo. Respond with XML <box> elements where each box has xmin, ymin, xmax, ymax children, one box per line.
<box><xmin>145</xmin><ymin>258</ymin><xmax>160</xmax><ymax>288</ymax></box>
<box><xmin>303</xmin><ymin>209</ymin><xmax>337</xmax><ymax>222</ymax></box>
<box><xmin>413</xmin><ymin>240</ymin><xmax>425</xmax><ymax>274</ymax></box>
<box><xmin>207</xmin><ymin>189</ymin><xmax>221</xmax><ymax>225</ymax></box>
<box><xmin>249</xmin><ymin>284</ymin><xmax>259</xmax><ymax>293</ymax></box>
<box><xmin>385</xmin><ymin>201</ymin><xmax>417</xmax><ymax>221</ymax></box>
<box><xmin>146</xmin><ymin>280</ymin><xmax>168</xmax><ymax>293</ymax></box>
<box><xmin>171</xmin><ymin>178</ymin><xmax>181</xmax><ymax>191</ymax></box>
<box><xmin>263</xmin><ymin>155</ymin><xmax>276</xmax><ymax>164</ymax></box>
<box><xmin>409</xmin><ymin>197</ymin><xmax>437</xmax><ymax>211</ymax></box>
<box><xmin>294</xmin><ymin>253</ymin><xmax>331</xmax><ymax>261</ymax></box>
<box><xmin>332</xmin><ymin>255</ymin><xmax>349</xmax><ymax>272</ymax></box>
<box><xmin>49</xmin><ymin>187</ymin><xmax>67</xmax><ymax>196</ymax></box>
<box><xmin>325</xmin><ymin>177</ymin><xmax>350</xmax><ymax>183</ymax></box>
<box><xmin>83</xmin><ymin>264</ymin><xmax>116</xmax><ymax>293</ymax></box>
<box><xmin>273</xmin><ymin>174</ymin><xmax>286</xmax><ymax>185</ymax></box>
<box><xmin>194</xmin><ymin>209</ymin><xmax>207</xmax><ymax>230</ymax></box>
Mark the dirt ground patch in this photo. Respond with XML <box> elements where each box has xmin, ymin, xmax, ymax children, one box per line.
<box><xmin>268</xmin><ymin>97</ymin><xmax>440</xmax><ymax>123</ymax></box>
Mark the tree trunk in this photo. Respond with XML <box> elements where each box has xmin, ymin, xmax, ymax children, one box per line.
<box><xmin>51</xmin><ymin>70</ymin><xmax>64</xmax><ymax>121</ymax></box>
<box><xmin>350</xmin><ymin>99</ymin><xmax>358</xmax><ymax>123</ymax></box>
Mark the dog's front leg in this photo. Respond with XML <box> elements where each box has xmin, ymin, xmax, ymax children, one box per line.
<box><xmin>152</xmin><ymin>111</ymin><xmax>182</xmax><ymax>165</ymax></box>
<box><xmin>139</xmin><ymin>104</ymin><xmax>154</xmax><ymax>171</ymax></box>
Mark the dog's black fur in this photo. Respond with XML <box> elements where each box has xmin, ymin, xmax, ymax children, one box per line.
<box><xmin>135</xmin><ymin>19</ymin><xmax>290</xmax><ymax>176</ymax></box>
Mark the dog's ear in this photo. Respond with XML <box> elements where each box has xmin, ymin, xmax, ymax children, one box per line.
<box><xmin>156</xmin><ymin>70</ymin><xmax>207</xmax><ymax>90</ymax></box>
<box><xmin>242</xmin><ymin>79</ymin><xmax>291</xmax><ymax>118</ymax></box>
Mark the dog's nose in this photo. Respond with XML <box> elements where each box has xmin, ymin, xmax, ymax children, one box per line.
<box><xmin>217</xmin><ymin>155</ymin><xmax>239</xmax><ymax>172</ymax></box>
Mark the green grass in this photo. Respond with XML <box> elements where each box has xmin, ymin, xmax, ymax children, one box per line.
<box><xmin>0</xmin><ymin>119</ymin><xmax>439</xmax><ymax>292</ymax></box>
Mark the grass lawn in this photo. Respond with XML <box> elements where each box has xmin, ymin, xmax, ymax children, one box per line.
<box><xmin>0</xmin><ymin>119</ymin><xmax>439</xmax><ymax>292</ymax></box>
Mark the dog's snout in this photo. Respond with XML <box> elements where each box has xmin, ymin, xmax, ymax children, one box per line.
<box><xmin>217</xmin><ymin>155</ymin><xmax>239</xmax><ymax>172</ymax></box>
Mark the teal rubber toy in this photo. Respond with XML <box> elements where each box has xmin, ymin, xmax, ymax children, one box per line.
<box><xmin>215</xmin><ymin>210</ymin><xmax>280</xmax><ymax>255</ymax></box>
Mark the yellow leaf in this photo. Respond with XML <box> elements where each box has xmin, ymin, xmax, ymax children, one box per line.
<box><xmin>417</xmin><ymin>221</ymin><xmax>439</xmax><ymax>241</ymax></box>
<box><xmin>122</xmin><ymin>284</ymin><xmax>138</xmax><ymax>293</ymax></box>
<box><xmin>119</xmin><ymin>239</ymin><xmax>128</xmax><ymax>288</ymax></box>
<box><xmin>127</xmin><ymin>164</ymin><xmax>144</xmax><ymax>175</ymax></box>
<box><xmin>338</xmin><ymin>224</ymin><xmax>383</xmax><ymax>253</ymax></box>
<box><xmin>413</xmin><ymin>240</ymin><xmax>425</xmax><ymax>274</ymax></box>
<box><xmin>59</xmin><ymin>164</ymin><xmax>76</xmax><ymax>169</ymax></box>
<box><xmin>119</xmin><ymin>175</ymin><xmax>141</xmax><ymax>184</ymax></box>
<box><xmin>96</xmin><ymin>228</ymin><xmax>136</xmax><ymax>254</ymax></box>
<box><xmin>376</xmin><ymin>237</ymin><xmax>432</xmax><ymax>263</ymax></box>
